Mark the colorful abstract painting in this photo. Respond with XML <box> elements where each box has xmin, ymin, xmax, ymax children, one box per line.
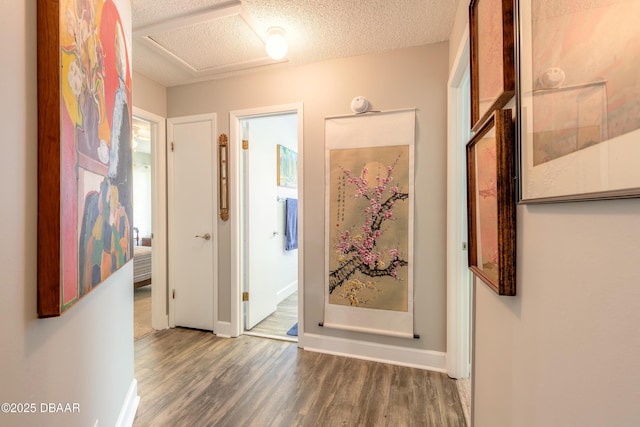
<box><xmin>38</xmin><ymin>0</ymin><xmax>132</xmax><ymax>316</ymax></box>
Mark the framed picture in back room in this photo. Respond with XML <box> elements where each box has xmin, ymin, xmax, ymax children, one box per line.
<box><xmin>277</xmin><ymin>144</ymin><xmax>298</xmax><ymax>188</ymax></box>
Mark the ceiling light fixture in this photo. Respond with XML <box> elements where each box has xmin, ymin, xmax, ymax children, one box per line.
<box><xmin>265</xmin><ymin>27</ymin><xmax>288</xmax><ymax>60</ymax></box>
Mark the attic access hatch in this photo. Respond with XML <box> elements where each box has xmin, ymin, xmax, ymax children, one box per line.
<box><xmin>133</xmin><ymin>1</ymin><xmax>286</xmax><ymax>79</ymax></box>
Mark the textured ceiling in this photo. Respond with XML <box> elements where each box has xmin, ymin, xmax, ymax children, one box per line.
<box><xmin>132</xmin><ymin>0</ymin><xmax>460</xmax><ymax>87</ymax></box>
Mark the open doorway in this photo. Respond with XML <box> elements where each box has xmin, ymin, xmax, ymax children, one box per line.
<box><xmin>132</xmin><ymin>115</ymin><xmax>154</xmax><ymax>339</ymax></box>
<box><xmin>229</xmin><ymin>104</ymin><xmax>304</xmax><ymax>344</ymax></box>
<box><xmin>242</xmin><ymin>113</ymin><xmax>299</xmax><ymax>342</ymax></box>
<box><xmin>447</xmin><ymin>29</ymin><xmax>472</xmax><ymax>425</ymax></box>
<box><xmin>132</xmin><ymin>107</ymin><xmax>168</xmax><ymax>341</ymax></box>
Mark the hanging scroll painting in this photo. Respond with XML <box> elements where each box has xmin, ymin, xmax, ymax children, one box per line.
<box><xmin>324</xmin><ymin>109</ymin><xmax>415</xmax><ymax>339</ymax></box>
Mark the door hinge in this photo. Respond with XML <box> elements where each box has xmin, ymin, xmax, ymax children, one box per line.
<box><xmin>171</xmin><ymin>142</ymin><xmax>175</xmax><ymax>152</ymax></box>
<box><xmin>242</xmin><ymin>291</ymin><xmax>249</xmax><ymax>301</ymax></box>
<box><xmin>172</xmin><ymin>289</ymin><xmax>176</xmax><ymax>299</ymax></box>
<box><xmin>242</xmin><ymin>139</ymin><xmax>249</xmax><ymax>150</ymax></box>
<box><xmin>462</xmin><ymin>242</ymin><xmax>468</xmax><ymax>251</ymax></box>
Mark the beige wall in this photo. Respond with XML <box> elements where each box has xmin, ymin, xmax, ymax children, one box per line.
<box><xmin>447</xmin><ymin>5</ymin><xmax>640</xmax><ymax>426</ymax></box>
<box><xmin>0</xmin><ymin>2</ymin><xmax>135</xmax><ymax>427</ymax></box>
<box><xmin>168</xmin><ymin>43</ymin><xmax>450</xmax><ymax>352</ymax></box>
<box><xmin>133</xmin><ymin>71</ymin><xmax>167</xmax><ymax>117</ymax></box>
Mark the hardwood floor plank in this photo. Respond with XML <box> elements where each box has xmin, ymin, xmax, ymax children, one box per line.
<box><xmin>353</xmin><ymin>362</ymin><xmax>392</xmax><ymax>426</ymax></box>
<box><xmin>425</xmin><ymin>370</ymin><xmax>447</xmax><ymax>426</ymax></box>
<box><xmin>133</xmin><ymin>328</ymin><xmax>466</xmax><ymax>426</ymax></box>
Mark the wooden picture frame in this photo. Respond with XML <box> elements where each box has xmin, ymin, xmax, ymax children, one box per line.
<box><xmin>466</xmin><ymin>109</ymin><xmax>516</xmax><ymax>295</ymax></box>
<box><xmin>37</xmin><ymin>0</ymin><xmax>133</xmax><ymax>317</ymax></box>
<box><xmin>517</xmin><ymin>0</ymin><xmax>640</xmax><ymax>202</ymax></box>
<box><xmin>470</xmin><ymin>0</ymin><xmax>515</xmax><ymax>131</ymax></box>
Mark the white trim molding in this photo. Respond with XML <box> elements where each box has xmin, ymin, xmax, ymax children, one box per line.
<box><xmin>446</xmin><ymin>27</ymin><xmax>472</xmax><ymax>380</ymax></box>
<box><xmin>132</xmin><ymin>107</ymin><xmax>169</xmax><ymax>332</ymax></box>
<box><xmin>214</xmin><ymin>321</ymin><xmax>234</xmax><ymax>338</ymax></box>
<box><xmin>115</xmin><ymin>379</ymin><xmax>140</xmax><ymax>427</ymax></box>
<box><xmin>303</xmin><ymin>334</ymin><xmax>446</xmax><ymax>373</ymax></box>
<box><xmin>277</xmin><ymin>280</ymin><xmax>298</xmax><ymax>300</ymax></box>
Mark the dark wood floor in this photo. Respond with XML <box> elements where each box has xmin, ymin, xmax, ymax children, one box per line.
<box><xmin>133</xmin><ymin>328</ymin><xmax>466</xmax><ymax>426</ymax></box>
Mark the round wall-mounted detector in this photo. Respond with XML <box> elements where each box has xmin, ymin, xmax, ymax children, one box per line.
<box><xmin>350</xmin><ymin>96</ymin><xmax>369</xmax><ymax>113</ymax></box>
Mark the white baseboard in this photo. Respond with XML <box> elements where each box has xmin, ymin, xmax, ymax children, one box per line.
<box><xmin>115</xmin><ymin>379</ymin><xmax>140</xmax><ymax>427</ymax></box>
<box><xmin>151</xmin><ymin>313</ymin><xmax>169</xmax><ymax>331</ymax></box>
<box><xmin>302</xmin><ymin>333</ymin><xmax>446</xmax><ymax>372</ymax></box>
<box><xmin>215</xmin><ymin>320</ymin><xmax>234</xmax><ymax>338</ymax></box>
<box><xmin>276</xmin><ymin>280</ymin><xmax>298</xmax><ymax>301</ymax></box>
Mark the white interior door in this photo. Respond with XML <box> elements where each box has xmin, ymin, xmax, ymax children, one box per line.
<box><xmin>242</xmin><ymin>114</ymin><xmax>299</xmax><ymax>330</ymax></box>
<box><xmin>243</xmin><ymin>118</ymin><xmax>277</xmax><ymax>330</ymax></box>
<box><xmin>168</xmin><ymin>114</ymin><xmax>217</xmax><ymax>331</ymax></box>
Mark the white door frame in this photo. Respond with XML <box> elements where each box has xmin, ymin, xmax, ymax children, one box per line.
<box><xmin>132</xmin><ymin>106</ymin><xmax>169</xmax><ymax>331</ymax></box>
<box><xmin>229</xmin><ymin>103</ymin><xmax>304</xmax><ymax>347</ymax></box>
<box><xmin>446</xmin><ymin>28</ymin><xmax>472</xmax><ymax>379</ymax></box>
<box><xmin>166</xmin><ymin>113</ymin><xmax>219</xmax><ymax>331</ymax></box>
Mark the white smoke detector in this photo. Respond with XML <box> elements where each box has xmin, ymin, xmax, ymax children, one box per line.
<box><xmin>350</xmin><ymin>96</ymin><xmax>369</xmax><ymax>113</ymax></box>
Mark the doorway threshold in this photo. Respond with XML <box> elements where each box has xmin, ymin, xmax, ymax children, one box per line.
<box><xmin>243</xmin><ymin>330</ymin><xmax>297</xmax><ymax>343</ymax></box>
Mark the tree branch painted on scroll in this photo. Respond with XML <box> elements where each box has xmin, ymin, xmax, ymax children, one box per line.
<box><xmin>329</xmin><ymin>157</ymin><xmax>408</xmax><ymax>305</ymax></box>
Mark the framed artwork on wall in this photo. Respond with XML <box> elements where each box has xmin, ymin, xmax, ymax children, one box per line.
<box><xmin>324</xmin><ymin>109</ymin><xmax>416</xmax><ymax>338</ymax></box>
<box><xmin>467</xmin><ymin>109</ymin><xmax>516</xmax><ymax>296</ymax></box>
<box><xmin>277</xmin><ymin>144</ymin><xmax>298</xmax><ymax>188</ymax></box>
<box><xmin>470</xmin><ymin>0</ymin><xmax>516</xmax><ymax>131</ymax></box>
<box><xmin>517</xmin><ymin>0</ymin><xmax>640</xmax><ymax>202</ymax></box>
<box><xmin>37</xmin><ymin>0</ymin><xmax>133</xmax><ymax>317</ymax></box>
